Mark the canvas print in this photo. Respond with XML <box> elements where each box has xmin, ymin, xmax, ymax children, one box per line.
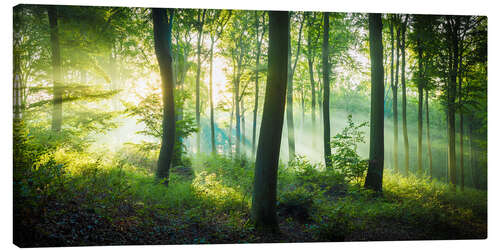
<box><xmin>13</xmin><ymin>4</ymin><xmax>487</xmax><ymax>247</ymax></box>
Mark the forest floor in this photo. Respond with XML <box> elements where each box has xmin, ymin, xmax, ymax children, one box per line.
<box><xmin>14</xmin><ymin>149</ymin><xmax>487</xmax><ymax>247</ymax></box>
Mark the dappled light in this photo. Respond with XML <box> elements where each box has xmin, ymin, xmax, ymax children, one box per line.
<box><xmin>13</xmin><ymin>5</ymin><xmax>487</xmax><ymax>247</ymax></box>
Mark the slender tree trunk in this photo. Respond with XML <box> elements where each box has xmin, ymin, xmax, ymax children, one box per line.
<box><xmin>48</xmin><ymin>7</ymin><xmax>62</xmax><ymax>132</ymax></box>
<box><xmin>209</xmin><ymin>40</ymin><xmax>216</xmax><ymax>154</ymax></box>
<box><xmin>364</xmin><ymin>13</ymin><xmax>385</xmax><ymax>192</ymax></box>
<box><xmin>322</xmin><ymin>13</ymin><xmax>331</xmax><ymax>168</ymax></box>
<box><xmin>172</xmin><ymin>35</ymin><xmax>188</xmax><ymax>166</ymax></box>
<box><xmin>458</xmin><ymin>53</ymin><xmax>464</xmax><ymax>191</ymax></box>
<box><xmin>286</xmin><ymin>38</ymin><xmax>296</xmax><ymax>161</ymax></box>
<box><xmin>286</xmin><ymin>15</ymin><xmax>304</xmax><ymax>161</ymax></box>
<box><xmin>308</xmin><ymin>56</ymin><xmax>316</xmax><ymax>129</ymax></box>
<box><xmin>242</xmin><ymin>97</ymin><xmax>246</xmax><ymax>150</ymax></box>
<box><xmin>228</xmin><ymin>94</ymin><xmax>234</xmax><ymax>155</ymax></box>
<box><xmin>417</xmin><ymin>43</ymin><xmax>424</xmax><ymax>177</ymax></box>
<box><xmin>235</xmin><ymin>62</ymin><xmax>242</xmax><ymax>155</ymax></box>
<box><xmin>195</xmin><ymin>10</ymin><xmax>206</xmax><ymax>154</ymax></box>
<box><xmin>317</xmin><ymin>66</ymin><xmax>323</xmax><ymax>124</ymax></box>
<box><xmin>401</xmin><ymin>17</ymin><xmax>409</xmax><ymax>176</ymax></box>
<box><xmin>252</xmin><ymin>14</ymin><xmax>263</xmax><ymax>157</ymax></box>
<box><xmin>301</xmin><ymin>85</ymin><xmax>305</xmax><ymax>128</ymax></box>
<box><xmin>425</xmin><ymin>89</ymin><xmax>433</xmax><ymax>179</ymax></box>
<box><xmin>252</xmin><ymin>11</ymin><xmax>289</xmax><ymax>233</ymax></box>
<box><xmin>392</xmin><ymin>18</ymin><xmax>400</xmax><ymax>174</ymax></box>
<box><xmin>447</xmin><ymin>18</ymin><xmax>458</xmax><ymax>191</ymax></box>
<box><xmin>152</xmin><ymin>9</ymin><xmax>176</xmax><ymax>185</ymax></box>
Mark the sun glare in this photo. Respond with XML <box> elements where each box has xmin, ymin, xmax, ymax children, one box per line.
<box><xmin>208</xmin><ymin>56</ymin><xmax>231</xmax><ymax>107</ymax></box>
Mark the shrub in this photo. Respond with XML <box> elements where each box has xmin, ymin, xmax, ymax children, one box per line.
<box><xmin>329</xmin><ymin>114</ymin><xmax>368</xmax><ymax>184</ymax></box>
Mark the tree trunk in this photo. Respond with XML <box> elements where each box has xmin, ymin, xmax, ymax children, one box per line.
<box><xmin>251</xmin><ymin>11</ymin><xmax>289</xmax><ymax>233</ymax></box>
<box><xmin>242</xmin><ymin>97</ymin><xmax>246</xmax><ymax>151</ymax></box>
<box><xmin>425</xmin><ymin>89</ymin><xmax>433</xmax><ymax>179</ymax></box>
<box><xmin>417</xmin><ymin>41</ymin><xmax>424</xmax><ymax>177</ymax></box>
<box><xmin>392</xmin><ymin>17</ymin><xmax>400</xmax><ymax>174</ymax></box>
<box><xmin>209</xmin><ymin>39</ymin><xmax>216</xmax><ymax>154</ymax></box>
<box><xmin>400</xmin><ymin>16</ymin><xmax>409</xmax><ymax>176</ymax></box>
<box><xmin>458</xmin><ymin>53</ymin><xmax>464</xmax><ymax>191</ymax></box>
<box><xmin>317</xmin><ymin>65</ymin><xmax>323</xmax><ymax>125</ymax></box>
<box><xmin>322</xmin><ymin>13</ymin><xmax>331</xmax><ymax>168</ymax></box>
<box><xmin>48</xmin><ymin>7</ymin><xmax>62</xmax><ymax>132</ymax></box>
<box><xmin>447</xmin><ymin>18</ymin><xmax>459</xmax><ymax>191</ymax></box>
<box><xmin>364</xmin><ymin>13</ymin><xmax>385</xmax><ymax>192</ymax></box>
<box><xmin>172</xmin><ymin>33</ymin><xmax>188</xmax><ymax>167</ymax></box>
<box><xmin>152</xmin><ymin>9</ymin><xmax>176</xmax><ymax>185</ymax></box>
<box><xmin>285</xmin><ymin>15</ymin><xmax>304</xmax><ymax>161</ymax></box>
<box><xmin>308</xmin><ymin>56</ymin><xmax>316</xmax><ymax>130</ymax></box>
<box><xmin>235</xmin><ymin>61</ymin><xmax>242</xmax><ymax>155</ymax></box>
<box><xmin>195</xmin><ymin>10</ymin><xmax>206</xmax><ymax>154</ymax></box>
<box><xmin>252</xmin><ymin>13</ymin><xmax>263</xmax><ymax>157</ymax></box>
<box><xmin>228</xmin><ymin>93</ymin><xmax>234</xmax><ymax>155</ymax></box>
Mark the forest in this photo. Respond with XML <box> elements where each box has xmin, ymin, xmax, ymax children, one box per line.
<box><xmin>13</xmin><ymin>4</ymin><xmax>487</xmax><ymax>247</ymax></box>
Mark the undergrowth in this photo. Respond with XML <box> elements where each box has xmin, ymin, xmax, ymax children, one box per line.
<box><xmin>13</xmin><ymin>123</ymin><xmax>487</xmax><ymax>246</ymax></box>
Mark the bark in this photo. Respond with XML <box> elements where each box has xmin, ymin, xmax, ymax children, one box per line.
<box><xmin>392</xmin><ymin>17</ymin><xmax>400</xmax><ymax>174</ymax></box>
<box><xmin>172</xmin><ymin>29</ymin><xmax>190</xmax><ymax>167</ymax></box>
<box><xmin>252</xmin><ymin>13</ymin><xmax>265</xmax><ymax>157</ymax></box>
<box><xmin>447</xmin><ymin>17</ymin><xmax>459</xmax><ymax>191</ymax></box>
<box><xmin>251</xmin><ymin>11</ymin><xmax>289</xmax><ymax>233</ymax></box>
<box><xmin>308</xmin><ymin>55</ymin><xmax>316</xmax><ymax>128</ymax></box>
<box><xmin>286</xmin><ymin>14</ymin><xmax>304</xmax><ymax>160</ymax></box>
<box><xmin>458</xmin><ymin>52</ymin><xmax>464</xmax><ymax>191</ymax></box>
<box><xmin>235</xmin><ymin>58</ymin><xmax>242</xmax><ymax>155</ymax></box>
<box><xmin>209</xmin><ymin>40</ymin><xmax>216</xmax><ymax>154</ymax></box>
<box><xmin>425</xmin><ymin>89</ymin><xmax>433</xmax><ymax>179</ymax></box>
<box><xmin>400</xmin><ymin>16</ymin><xmax>409</xmax><ymax>176</ymax></box>
<box><xmin>364</xmin><ymin>13</ymin><xmax>385</xmax><ymax>192</ymax></box>
<box><xmin>228</xmin><ymin>93</ymin><xmax>234</xmax><ymax>154</ymax></box>
<box><xmin>306</xmin><ymin>13</ymin><xmax>317</xmax><ymax>134</ymax></box>
<box><xmin>417</xmin><ymin>39</ymin><xmax>424</xmax><ymax>177</ymax></box>
<box><xmin>242</xmin><ymin>98</ymin><xmax>246</xmax><ymax>150</ymax></box>
<box><xmin>322</xmin><ymin>13</ymin><xmax>331</xmax><ymax>168</ymax></box>
<box><xmin>48</xmin><ymin>7</ymin><xmax>62</xmax><ymax>132</ymax></box>
<box><xmin>195</xmin><ymin>10</ymin><xmax>206</xmax><ymax>154</ymax></box>
<box><xmin>152</xmin><ymin>9</ymin><xmax>176</xmax><ymax>185</ymax></box>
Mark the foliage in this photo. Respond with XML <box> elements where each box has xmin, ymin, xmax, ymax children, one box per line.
<box><xmin>123</xmin><ymin>91</ymin><xmax>197</xmax><ymax>157</ymax></box>
<box><xmin>329</xmin><ymin>115</ymin><xmax>369</xmax><ymax>183</ymax></box>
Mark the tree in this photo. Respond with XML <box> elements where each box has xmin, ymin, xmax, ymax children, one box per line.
<box><xmin>286</xmin><ymin>13</ymin><xmax>304</xmax><ymax>160</ymax></box>
<box><xmin>364</xmin><ymin>13</ymin><xmax>384</xmax><ymax>192</ymax></box>
<box><xmin>252</xmin><ymin>12</ymin><xmax>267</xmax><ymax>157</ymax></box>
<box><xmin>304</xmin><ymin>12</ymin><xmax>321</xmax><ymax>145</ymax></box>
<box><xmin>48</xmin><ymin>6</ymin><xmax>63</xmax><ymax>132</ymax></box>
<box><xmin>392</xmin><ymin>15</ymin><xmax>400</xmax><ymax>174</ymax></box>
<box><xmin>152</xmin><ymin>8</ymin><xmax>176</xmax><ymax>185</ymax></box>
<box><xmin>224</xmin><ymin>11</ymin><xmax>252</xmax><ymax>156</ymax></box>
<box><xmin>322</xmin><ymin>12</ymin><xmax>331</xmax><ymax>168</ymax></box>
<box><xmin>410</xmin><ymin>15</ymin><xmax>438</xmax><ymax>177</ymax></box>
<box><xmin>444</xmin><ymin>16</ymin><xmax>460</xmax><ymax>191</ymax></box>
<box><xmin>172</xmin><ymin>9</ymin><xmax>196</xmax><ymax>165</ymax></box>
<box><xmin>251</xmin><ymin>11</ymin><xmax>289</xmax><ymax>233</ymax></box>
<box><xmin>425</xmin><ymin>88</ymin><xmax>433</xmax><ymax>178</ymax></box>
<box><xmin>400</xmin><ymin>15</ymin><xmax>409</xmax><ymax>176</ymax></box>
<box><xmin>195</xmin><ymin>9</ymin><xmax>206</xmax><ymax>154</ymax></box>
<box><xmin>206</xmin><ymin>10</ymin><xmax>232</xmax><ymax>155</ymax></box>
